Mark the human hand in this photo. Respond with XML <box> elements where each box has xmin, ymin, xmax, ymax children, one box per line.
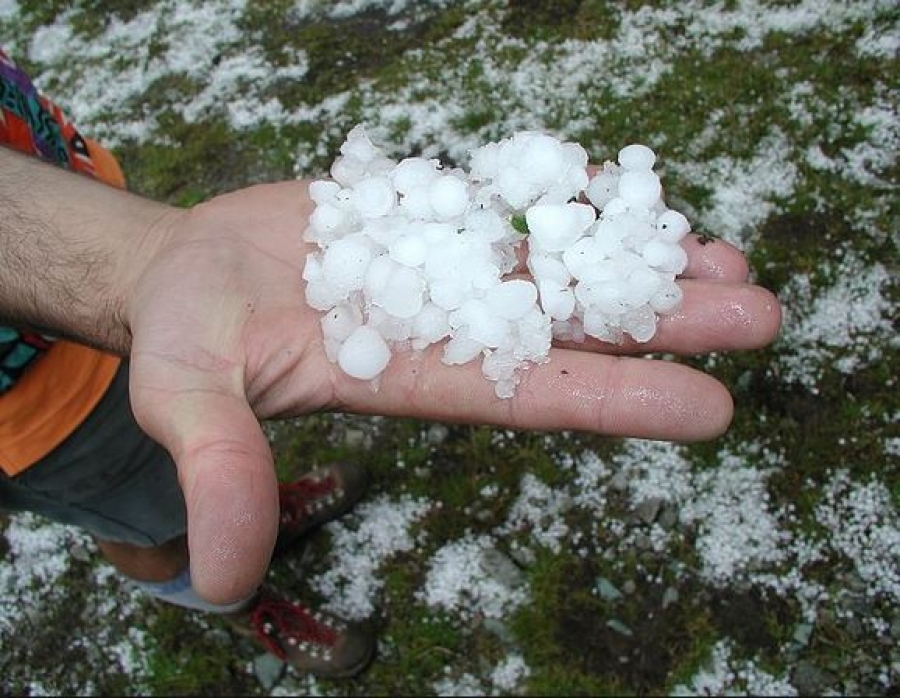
<box><xmin>126</xmin><ymin>180</ymin><xmax>780</xmax><ymax>604</ymax></box>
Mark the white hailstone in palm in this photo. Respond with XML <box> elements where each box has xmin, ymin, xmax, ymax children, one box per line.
<box><xmin>443</xmin><ymin>333</ymin><xmax>485</xmax><ymax>365</ymax></box>
<box><xmin>602</xmin><ymin>197</ymin><xmax>630</xmax><ymax>217</ymax></box>
<box><xmin>621</xmin><ymin>305</ymin><xmax>658</xmax><ymax>342</ymax></box>
<box><xmin>618</xmin><ymin>143</ymin><xmax>656</xmax><ymax>171</ymax></box>
<box><xmin>538</xmin><ymin>279</ymin><xmax>576</xmax><ymax>320</ymax></box>
<box><xmin>649</xmin><ymin>280</ymin><xmax>683</xmax><ymax>313</ymax></box>
<box><xmin>451</xmin><ymin>298</ymin><xmax>511</xmax><ymax>349</ymax></box>
<box><xmin>351</xmin><ymin>176</ymin><xmax>396</xmax><ymax>218</ymax></box>
<box><xmin>655</xmin><ymin>209</ymin><xmax>691</xmax><ymax>243</ymax></box>
<box><xmin>642</xmin><ymin>239</ymin><xmax>688</xmax><ymax>274</ymax></box>
<box><xmin>465</xmin><ymin>208</ymin><xmax>508</xmax><ymax>243</ymax></box>
<box><xmin>525</xmin><ymin>202</ymin><xmax>595</xmax><ymax>252</ymax></box>
<box><xmin>393</xmin><ymin>157</ymin><xmax>440</xmax><ymax>195</ymax></box>
<box><xmin>529</xmin><ymin>254</ymin><xmax>572</xmax><ymax>286</ymax></box>
<box><xmin>563</xmin><ymin>237</ymin><xmax>604</xmax><ymax>279</ymax></box>
<box><xmin>321</xmin><ymin>302</ymin><xmax>364</xmax><ymax>361</ymax></box>
<box><xmin>388</xmin><ymin>233</ymin><xmax>428</xmax><ymax>267</ymax></box>
<box><xmin>429</xmin><ymin>175</ymin><xmax>470</xmax><ymax>220</ymax></box>
<box><xmin>485</xmin><ymin>279</ymin><xmax>538</xmax><ymax>320</ymax></box>
<box><xmin>372</xmin><ymin>264</ymin><xmax>425</xmax><ymax>319</ymax></box>
<box><xmin>411</xmin><ymin>303</ymin><xmax>450</xmax><ymax>349</ymax></box>
<box><xmin>323</xmin><ymin>237</ymin><xmax>373</xmax><ymax>293</ymax></box>
<box><xmin>338</xmin><ymin>325</ymin><xmax>391</xmax><ymax>380</ymax></box>
<box><xmin>340</xmin><ymin>124</ymin><xmax>381</xmax><ymax>162</ymax></box>
<box><xmin>617</xmin><ymin>170</ymin><xmax>662</xmax><ymax>209</ymax></box>
<box><xmin>585</xmin><ymin>168</ymin><xmax>620</xmax><ymax>209</ymax></box>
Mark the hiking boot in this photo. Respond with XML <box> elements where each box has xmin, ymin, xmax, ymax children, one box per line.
<box><xmin>228</xmin><ymin>587</ymin><xmax>376</xmax><ymax>679</ymax></box>
<box><xmin>275</xmin><ymin>462</ymin><xmax>368</xmax><ymax>555</ymax></box>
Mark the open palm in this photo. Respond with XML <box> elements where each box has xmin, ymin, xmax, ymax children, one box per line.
<box><xmin>126</xmin><ymin>180</ymin><xmax>781</xmax><ymax>604</ymax></box>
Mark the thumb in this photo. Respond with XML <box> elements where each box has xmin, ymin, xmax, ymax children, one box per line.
<box><xmin>130</xmin><ymin>362</ymin><xmax>279</xmax><ymax>605</ymax></box>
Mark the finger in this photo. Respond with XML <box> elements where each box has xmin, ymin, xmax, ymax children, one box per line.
<box><xmin>130</xmin><ymin>359</ymin><xmax>279</xmax><ymax>605</ymax></box>
<box><xmin>334</xmin><ymin>347</ymin><xmax>734</xmax><ymax>442</ymax></box>
<box><xmin>556</xmin><ymin>281</ymin><xmax>782</xmax><ymax>356</ymax></box>
<box><xmin>680</xmin><ymin>234</ymin><xmax>750</xmax><ymax>282</ymax></box>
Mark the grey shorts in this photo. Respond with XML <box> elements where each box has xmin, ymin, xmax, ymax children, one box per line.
<box><xmin>0</xmin><ymin>360</ymin><xmax>187</xmax><ymax>546</ymax></box>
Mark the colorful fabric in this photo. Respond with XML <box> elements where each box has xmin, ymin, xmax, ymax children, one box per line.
<box><xmin>0</xmin><ymin>47</ymin><xmax>99</xmax><ymax>395</ymax></box>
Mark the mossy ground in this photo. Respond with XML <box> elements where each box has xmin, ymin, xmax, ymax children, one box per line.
<box><xmin>1</xmin><ymin>0</ymin><xmax>897</xmax><ymax>695</ymax></box>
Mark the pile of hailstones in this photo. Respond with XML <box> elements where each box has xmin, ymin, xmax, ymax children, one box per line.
<box><xmin>303</xmin><ymin>126</ymin><xmax>690</xmax><ymax>398</ymax></box>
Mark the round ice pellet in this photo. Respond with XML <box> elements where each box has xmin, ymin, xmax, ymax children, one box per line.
<box><xmin>331</xmin><ymin>156</ymin><xmax>366</xmax><ymax>187</ymax></box>
<box><xmin>352</xmin><ymin>176</ymin><xmax>396</xmax><ymax>218</ymax></box>
<box><xmin>621</xmin><ymin>306</ymin><xmax>658</xmax><ymax>342</ymax></box>
<box><xmin>642</xmin><ymin>239</ymin><xmax>687</xmax><ymax>273</ymax></box>
<box><xmin>655</xmin><ymin>210</ymin><xmax>691</xmax><ymax>242</ymax></box>
<box><xmin>429</xmin><ymin>176</ymin><xmax>469</xmax><ymax>220</ymax></box>
<box><xmin>585</xmin><ymin>171</ymin><xmax>619</xmax><ymax>209</ymax></box>
<box><xmin>485</xmin><ymin>279</ymin><xmax>538</xmax><ymax>320</ymax></box>
<box><xmin>389</xmin><ymin>234</ymin><xmax>428</xmax><ymax>267</ymax></box>
<box><xmin>377</xmin><ymin>267</ymin><xmax>425</xmax><ymax>319</ymax></box>
<box><xmin>649</xmin><ymin>280</ymin><xmax>683</xmax><ymax>313</ymax></box>
<box><xmin>538</xmin><ymin>279</ymin><xmax>576</xmax><ymax>320</ymax></box>
<box><xmin>393</xmin><ymin>157</ymin><xmax>439</xmax><ymax>195</ymax></box>
<box><xmin>618</xmin><ymin>144</ymin><xmax>656</xmax><ymax>171</ymax></box>
<box><xmin>618</xmin><ymin>170</ymin><xmax>662</xmax><ymax>209</ymax></box>
<box><xmin>337</xmin><ymin>325</ymin><xmax>391</xmax><ymax>380</ymax></box>
<box><xmin>321</xmin><ymin>303</ymin><xmax>362</xmax><ymax>343</ymax></box>
<box><xmin>526</xmin><ymin>203</ymin><xmax>593</xmax><ymax>252</ymax></box>
<box><xmin>322</xmin><ymin>238</ymin><xmax>372</xmax><ymax>292</ymax></box>
<box><xmin>602</xmin><ymin>197</ymin><xmax>630</xmax><ymax>217</ymax></box>
<box><xmin>308</xmin><ymin>203</ymin><xmax>350</xmax><ymax>237</ymax></box>
<box><xmin>309</xmin><ymin>179</ymin><xmax>341</xmax><ymax>204</ymax></box>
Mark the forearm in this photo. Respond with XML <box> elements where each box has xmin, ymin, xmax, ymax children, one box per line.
<box><xmin>0</xmin><ymin>145</ymin><xmax>181</xmax><ymax>354</ymax></box>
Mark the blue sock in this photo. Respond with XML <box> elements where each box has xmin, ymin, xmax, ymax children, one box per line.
<box><xmin>133</xmin><ymin>567</ymin><xmax>255</xmax><ymax>614</ymax></box>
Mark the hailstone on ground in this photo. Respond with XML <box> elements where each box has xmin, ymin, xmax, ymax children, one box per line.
<box><xmin>302</xmin><ymin>125</ymin><xmax>691</xmax><ymax>398</ymax></box>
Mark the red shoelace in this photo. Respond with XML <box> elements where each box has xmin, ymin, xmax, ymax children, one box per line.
<box><xmin>250</xmin><ymin>596</ymin><xmax>339</xmax><ymax>660</ymax></box>
<box><xmin>278</xmin><ymin>473</ymin><xmax>339</xmax><ymax>526</ymax></box>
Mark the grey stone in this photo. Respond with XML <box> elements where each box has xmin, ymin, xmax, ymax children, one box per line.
<box><xmin>633</xmin><ymin>497</ymin><xmax>664</xmax><ymax>525</ymax></box>
<box><xmin>658</xmin><ymin>505</ymin><xmax>679</xmax><ymax>530</ymax></box>
<box><xmin>792</xmin><ymin>622</ymin><xmax>814</xmax><ymax>648</ymax></box>
<box><xmin>426</xmin><ymin>423</ymin><xmax>450</xmax><ymax>445</ymax></box>
<box><xmin>508</xmin><ymin>545</ymin><xmax>536</xmax><ymax>568</ymax></box>
<box><xmin>480</xmin><ymin>548</ymin><xmax>526</xmax><ymax>589</ymax></box>
<box><xmin>661</xmin><ymin>587</ymin><xmax>680</xmax><ymax>610</ymax></box>
<box><xmin>890</xmin><ymin>613</ymin><xmax>900</xmax><ymax>642</ymax></box>
<box><xmin>595</xmin><ymin>577</ymin><xmax>624</xmax><ymax>602</ymax></box>
<box><xmin>343</xmin><ymin>427</ymin><xmax>372</xmax><ymax>449</ymax></box>
<box><xmin>623</xmin><ymin>580</ymin><xmax>637</xmax><ymax>595</ymax></box>
<box><xmin>253</xmin><ymin>652</ymin><xmax>285</xmax><ymax>691</ymax></box>
<box><xmin>606</xmin><ymin>618</ymin><xmax>634</xmax><ymax>637</ymax></box>
<box><xmin>484</xmin><ymin>617</ymin><xmax>518</xmax><ymax>649</ymax></box>
<box><xmin>792</xmin><ymin>660</ymin><xmax>836</xmax><ymax>696</ymax></box>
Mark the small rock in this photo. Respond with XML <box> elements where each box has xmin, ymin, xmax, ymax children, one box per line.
<box><xmin>508</xmin><ymin>544</ymin><xmax>536</xmax><ymax>569</ymax></box>
<box><xmin>253</xmin><ymin>652</ymin><xmax>285</xmax><ymax>691</ymax></box>
<box><xmin>792</xmin><ymin>660</ymin><xmax>836</xmax><ymax>696</ymax></box>
<box><xmin>658</xmin><ymin>505</ymin><xmax>679</xmax><ymax>530</ymax></box>
<box><xmin>609</xmin><ymin>471</ymin><xmax>630</xmax><ymax>491</ymax></box>
<box><xmin>792</xmin><ymin>622</ymin><xmax>814</xmax><ymax>648</ymax></box>
<box><xmin>606</xmin><ymin>618</ymin><xmax>634</xmax><ymax>637</ymax></box>
<box><xmin>595</xmin><ymin>577</ymin><xmax>623</xmax><ymax>602</ymax></box>
<box><xmin>480</xmin><ymin>548</ymin><xmax>526</xmax><ymax>589</ymax></box>
<box><xmin>632</xmin><ymin>497</ymin><xmax>664</xmax><ymax>525</ymax></box>
<box><xmin>890</xmin><ymin>613</ymin><xmax>900</xmax><ymax>642</ymax></box>
<box><xmin>623</xmin><ymin>580</ymin><xmax>637</xmax><ymax>595</ymax></box>
<box><xmin>343</xmin><ymin>427</ymin><xmax>372</xmax><ymax>449</ymax></box>
<box><xmin>426</xmin><ymin>423</ymin><xmax>449</xmax><ymax>445</ymax></box>
<box><xmin>661</xmin><ymin>587</ymin><xmax>680</xmax><ymax>610</ymax></box>
<box><xmin>484</xmin><ymin>617</ymin><xmax>518</xmax><ymax>649</ymax></box>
